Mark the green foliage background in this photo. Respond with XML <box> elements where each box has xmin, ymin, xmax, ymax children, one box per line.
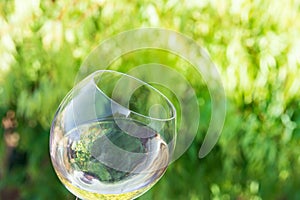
<box><xmin>1</xmin><ymin>0</ymin><xmax>300</xmax><ymax>199</ymax></box>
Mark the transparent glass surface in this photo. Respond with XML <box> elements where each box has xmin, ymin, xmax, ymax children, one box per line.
<box><xmin>49</xmin><ymin>70</ymin><xmax>176</xmax><ymax>200</ymax></box>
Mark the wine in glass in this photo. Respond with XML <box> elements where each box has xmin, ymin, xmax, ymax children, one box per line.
<box><xmin>49</xmin><ymin>70</ymin><xmax>176</xmax><ymax>199</ymax></box>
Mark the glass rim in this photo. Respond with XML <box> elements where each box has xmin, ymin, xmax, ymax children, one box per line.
<box><xmin>90</xmin><ymin>69</ymin><xmax>177</xmax><ymax>122</ymax></box>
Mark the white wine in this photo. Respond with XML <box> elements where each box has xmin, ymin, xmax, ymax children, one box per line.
<box><xmin>51</xmin><ymin>119</ymin><xmax>169</xmax><ymax>200</ymax></box>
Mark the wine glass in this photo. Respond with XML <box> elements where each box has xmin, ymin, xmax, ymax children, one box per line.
<box><xmin>49</xmin><ymin>70</ymin><xmax>176</xmax><ymax>200</ymax></box>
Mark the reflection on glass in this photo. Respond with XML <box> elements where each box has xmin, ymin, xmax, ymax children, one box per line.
<box><xmin>50</xmin><ymin>70</ymin><xmax>176</xmax><ymax>200</ymax></box>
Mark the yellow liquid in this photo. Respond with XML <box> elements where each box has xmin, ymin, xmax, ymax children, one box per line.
<box><xmin>60</xmin><ymin>175</ymin><xmax>154</xmax><ymax>200</ymax></box>
<box><xmin>51</xmin><ymin>119</ymin><xmax>170</xmax><ymax>200</ymax></box>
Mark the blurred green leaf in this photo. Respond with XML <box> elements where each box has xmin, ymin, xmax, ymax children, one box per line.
<box><xmin>0</xmin><ymin>0</ymin><xmax>300</xmax><ymax>199</ymax></box>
